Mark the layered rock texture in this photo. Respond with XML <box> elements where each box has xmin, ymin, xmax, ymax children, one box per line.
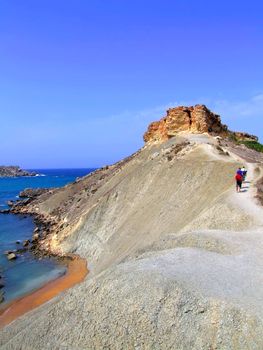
<box><xmin>144</xmin><ymin>104</ymin><xmax>228</xmax><ymax>143</ymax></box>
<box><xmin>1</xmin><ymin>106</ymin><xmax>263</xmax><ymax>349</ymax></box>
<box><xmin>19</xmin><ymin>188</ymin><xmax>52</xmax><ymax>199</ymax></box>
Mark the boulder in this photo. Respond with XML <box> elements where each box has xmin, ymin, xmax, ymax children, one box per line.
<box><xmin>7</xmin><ymin>252</ymin><xmax>17</xmax><ymax>260</ymax></box>
<box><xmin>4</xmin><ymin>250</ymin><xmax>13</xmax><ymax>255</ymax></box>
<box><xmin>23</xmin><ymin>239</ymin><xmax>30</xmax><ymax>247</ymax></box>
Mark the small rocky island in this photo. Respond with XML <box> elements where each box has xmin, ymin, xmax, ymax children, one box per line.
<box><xmin>0</xmin><ymin>166</ymin><xmax>37</xmax><ymax>177</ymax></box>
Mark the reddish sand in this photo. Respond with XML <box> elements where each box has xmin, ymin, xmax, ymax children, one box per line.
<box><xmin>0</xmin><ymin>256</ymin><xmax>88</xmax><ymax>328</ymax></box>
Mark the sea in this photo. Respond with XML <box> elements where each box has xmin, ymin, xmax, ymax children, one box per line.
<box><xmin>0</xmin><ymin>168</ymin><xmax>95</xmax><ymax>305</ymax></box>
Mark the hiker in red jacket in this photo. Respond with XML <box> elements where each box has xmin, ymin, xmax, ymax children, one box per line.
<box><xmin>235</xmin><ymin>172</ymin><xmax>243</xmax><ymax>192</ymax></box>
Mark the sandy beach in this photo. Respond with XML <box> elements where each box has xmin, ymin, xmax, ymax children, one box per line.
<box><xmin>0</xmin><ymin>256</ymin><xmax>88</xmax><ymax>328</ymax></box>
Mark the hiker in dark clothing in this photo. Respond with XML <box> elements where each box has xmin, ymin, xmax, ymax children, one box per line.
<box><xmin>241</xmin><ymin>166</ymin><xmax>247</xmax><ymax>181</ymax></box>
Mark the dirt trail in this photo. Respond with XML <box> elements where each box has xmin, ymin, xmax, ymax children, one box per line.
<box><xmin>231</xmin><ymin>162</ymin><xmax>263</xmax><ymax>226</ymax></box>
<box><xmin>167</xmin><ymin>150</ymin><xmax>263</xmax><ymax>318</ymax></box>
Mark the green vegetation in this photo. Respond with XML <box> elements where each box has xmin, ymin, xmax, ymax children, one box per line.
<box><xmin>239</xmin><ymin>141</ymin><xmax>263</xmax><ymax>153</ymax></box>
<box><xmin>228</xmin><ymin>132</ymin><xmax>238</xmax><ymax>143</ymax></box>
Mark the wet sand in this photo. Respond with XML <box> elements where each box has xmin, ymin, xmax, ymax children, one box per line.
<box><xmin>0</xmin><ymin>256</ymin><xmax>88</xmax><ymax>328</ymax></box>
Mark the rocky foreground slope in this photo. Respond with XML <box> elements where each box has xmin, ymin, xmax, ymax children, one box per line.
<box><xmin>1</xmin><ymin>105</ymin><xmax>263</xmax><ymax>349</ymax></box>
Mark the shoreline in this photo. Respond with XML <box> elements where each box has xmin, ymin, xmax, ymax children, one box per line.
<box><xmin>0</xmin><ymin>255</ymin><xmax>88</xmax><ymax>329</ymax></box>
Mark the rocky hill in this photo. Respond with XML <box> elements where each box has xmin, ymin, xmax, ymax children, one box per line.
<box><xmin>1</xmin><ymin>106</ymin><xmax>263</xmax><ymax>349</ymax></box>
<box><xmin>143</xmin><ymin>104</ymin><xmax>229</xmax><ymax>142</ymax></box>
<box><xmin>143</xmin><ymin>104</ymin><xmax>258</xmax><ymax>144</ymax></box>
<box><xmin>0</xmin><ymin>166</ymin><xmax>36</xmax><ymax>177</ymax></box>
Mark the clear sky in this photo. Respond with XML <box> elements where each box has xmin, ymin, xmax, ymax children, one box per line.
<box><xmin>0</xmin><ymin>1</ymin><xmax>262</xmax><ymax>168</ymax></box>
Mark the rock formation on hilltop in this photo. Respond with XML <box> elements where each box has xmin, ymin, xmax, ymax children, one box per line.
<box><xmin>143</xmin><ymin>104</ymin><xmax>259</xmax><ymax>144</ymax></box>
<box><xmin>0</xmin><ymin>166</ymin><xmax>37</xmax><ymax>177</ymax></box>
<box><xmin>233</xmin><ymin>131</ymin><xmax>259</xmax><ymax>142</ymax></box>
<box><xmin>144</xmin><ymin>104</ymin><xmax>229</xmax><ymax>143</ymax></box>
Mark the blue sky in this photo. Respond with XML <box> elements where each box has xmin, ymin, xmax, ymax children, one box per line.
<box><xmin>0</xmin><ymin>1</ymin><xmax>262</xmax><ymax>168</ymax></box>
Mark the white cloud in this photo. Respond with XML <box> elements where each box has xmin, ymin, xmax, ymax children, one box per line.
<box><xmin>210</xmin><ymin>95</ymin><xmax>263</xmax><ymax>119</ymax></box>
<box><xmin>251</xmin><ymin>94</ymin><xmax>263</xmax><ymax>102</ymax></box>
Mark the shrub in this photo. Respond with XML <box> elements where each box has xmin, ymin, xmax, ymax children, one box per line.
<box><xmin>239</xmin><ymin>141</ymin><xmax>263</xmax><ymax>153</ymax></box>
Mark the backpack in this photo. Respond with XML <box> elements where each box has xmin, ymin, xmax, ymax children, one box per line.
<box><xmin>235</xmin><ymin>174</ymin><xmax>242</xmax><ymax>181</ymax></box>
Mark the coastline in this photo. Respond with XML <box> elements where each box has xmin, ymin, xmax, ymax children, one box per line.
<box><xmin>0</xmin><ymin>255</ymin><xmax>88</xmax><ymax>329</ymax></box>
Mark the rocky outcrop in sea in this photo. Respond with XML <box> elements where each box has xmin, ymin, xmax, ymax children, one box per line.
<box><xmin>0</xmin><ymin>166</ymin><xmax>37</xmax><ymax>177</ymax></box>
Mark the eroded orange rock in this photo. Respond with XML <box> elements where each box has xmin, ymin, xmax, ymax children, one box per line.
<box><xmin>143</xmin><ymin>105</ymin><xmax>228</xmax><ymax>143</ymax></box>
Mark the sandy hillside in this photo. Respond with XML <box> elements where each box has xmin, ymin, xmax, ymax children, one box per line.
<box><xmin>1</xmin><ymin>133</ymin><xmax>263</xmax><ymax>349</ymax></box>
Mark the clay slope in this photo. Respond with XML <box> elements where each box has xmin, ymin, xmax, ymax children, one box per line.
<box><xmin>11</xmin><ymin>135</ymin><xmax>253</xmax><ymax>273</ymax></box>
<box><xmin>1</xmin><ymin>132</ymin><xmax>263</xmax><ymax>349</ymax></box>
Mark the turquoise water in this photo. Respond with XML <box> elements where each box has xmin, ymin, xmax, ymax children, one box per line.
<box><xmin>0</xmin><ymin>169</ymin><xmax>94</xmax><ymax>304</ymax></box>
